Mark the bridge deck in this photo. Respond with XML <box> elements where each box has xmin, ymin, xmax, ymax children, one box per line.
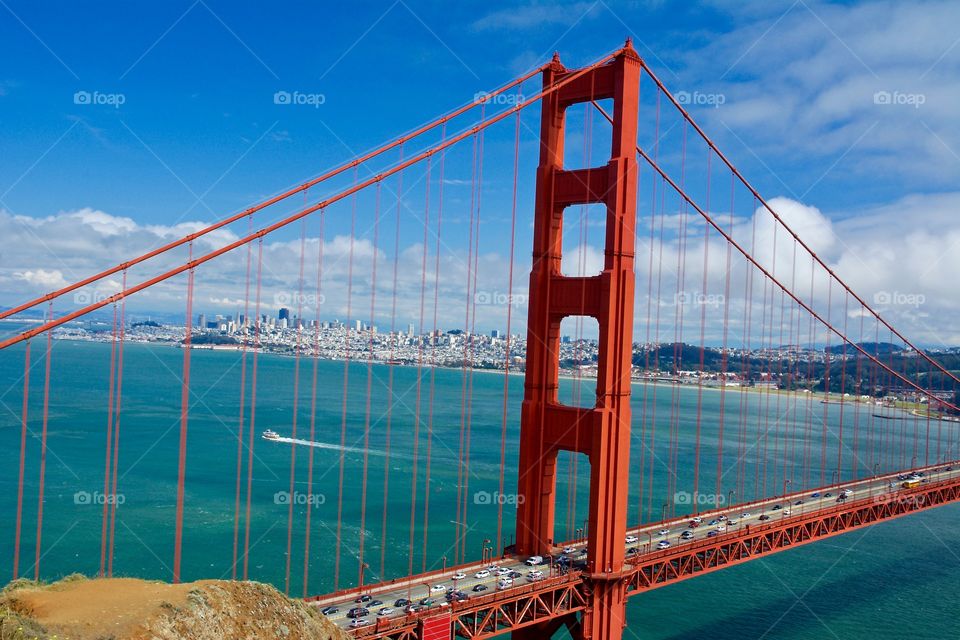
<box><xmin>306</xmin><ymin>462</ymin><xmax>960</xmax><ymax>638</ymax></box>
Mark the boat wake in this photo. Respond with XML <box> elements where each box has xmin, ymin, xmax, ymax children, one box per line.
<box><xmin>270</xmin><ymin>435</ymin><xmax>390</xmax><ymax>457</ymax></box>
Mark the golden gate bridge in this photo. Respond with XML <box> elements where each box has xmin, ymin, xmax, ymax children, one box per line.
<box><xmin>3</xmin><ymin>40</ymin><xmax>960</xmax><ymax>639</ymax></box>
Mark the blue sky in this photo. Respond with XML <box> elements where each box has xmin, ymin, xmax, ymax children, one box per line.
<box><xmin>2</xmin><ymin>1</ymin><xmax>960</xmax><ymax>344</ymax></box>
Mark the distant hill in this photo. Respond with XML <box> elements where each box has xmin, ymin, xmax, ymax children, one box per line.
<box><xmin>824</xmin><ymin>342</ymin><xmax>903</xmax><ymax>356</ymax></box>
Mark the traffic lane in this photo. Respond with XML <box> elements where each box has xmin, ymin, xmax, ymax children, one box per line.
<box><xmin>320</xmin><ymin>465</ymin><xmax>959</xmax><ymax>627</ymax></box>
<box><xmin>327</xmin><ymin>558</ymin><xmax>539</xmax><ymax>628</ymax></box>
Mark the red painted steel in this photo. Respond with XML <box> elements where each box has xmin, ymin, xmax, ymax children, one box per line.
<box><xmin>342</xmin><ymin>471</ymin><xmax>960</xmax><ymax>640</ymax></box>
<box><xmin>7</xmin><ymin>40</ymin><xmax>960</xmax><ymax>640</ymax></box>
<box><xmin>515</xmin><ymin>40</ymin><xmax>640</xmax><ymax>640</ymax></box>
<box><xmin>421</xmin><ymin>614</ymin><xmax>452</xmax><ymax>640</ymax></box>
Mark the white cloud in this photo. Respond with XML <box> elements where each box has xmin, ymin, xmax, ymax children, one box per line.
<box><xmin>679</xmin><ymin>0</ymin><xmax>960</xmax><ymax>187</ymax></box>
<box><xmin>472</xmin><ymin>1</ymin><xmax>601</xmax><ymax>31</ymax></box>
<box><xmin>14</xmin><ymin>268</ymin><xmax>68</xmax><ymax>289</ymax></box>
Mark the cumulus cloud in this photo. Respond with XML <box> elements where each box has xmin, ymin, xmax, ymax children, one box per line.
<box><xmin>680</xmin><ymin>0</ymin><xmax>960</xmax><ymax>189</ymax></box>
<box><xmin>3</xmin><ymin>191</ymin><xmax>959</xmax><ymax>346</ymax></box>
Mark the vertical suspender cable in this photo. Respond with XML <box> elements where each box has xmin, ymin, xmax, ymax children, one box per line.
<box><xmin>497</xmin><ymin>108</ymin><xmax>521</xmax><ymax>553</ymax></box>
<box><xmin>33</xmin><ymin>302</ymin><xmax>53</xmax><ymax>579</ymax></box>
<box><xmin>232</xmin><ymin>214</ymin><xmax>254</xmax><ymax>579</ymax></box>
<box><xmin>108</xmin><ymin>274</ymin><xmax>127</xmax><ymax>576</ymax></box>
<box><xmin>100</xmin><ymin>305</ymin><xmax>119</xmax><ymax>576</ymax></box>
<box><xmin>173</xmin><ymin>241</ymin><xmax>196</xmax><ymax>583</ymax></box>
<box><xmin>358</xmin><ymin>182</ymin><xmax>381</xmax><ymax>586</ymax></box>
<box><xmin>242</xmin><ymin>238</ymin><xmax>264</xmax><ymax>581</ymax></box>
<box><xmin>334</xmin><ymin>169</ymin><xmax>359</xmax><ymax>590</ymax></box>
<box><xmin>13</xmin><ymin>342</ymin><xmax>31</xmax><ymax>579</ymax></box>
<box><xmin>284</xmin><ymin>218</ymin><xmax>308</xmax><ymax>595</ymax></box>
<box><xmin>423</xmin><ymin>137</ymin><xmax>443</xmax><ymax>568</ymax></box>
<box><xmin>303</xmin><ymin>207</ymin><xmax>325</xmax><ymax>596</ymax></box>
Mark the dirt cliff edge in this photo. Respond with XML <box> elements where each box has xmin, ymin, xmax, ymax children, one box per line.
<box><xmin>1</xmin><ymin>575</ymin><xmax>349</xmax><ymax>640</ymax></box>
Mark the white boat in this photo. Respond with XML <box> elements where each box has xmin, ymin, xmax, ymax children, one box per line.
<box><xmin>262</xmin><ymin>429</ymin><xmax>280</xmax><ymax>441</ymax></box>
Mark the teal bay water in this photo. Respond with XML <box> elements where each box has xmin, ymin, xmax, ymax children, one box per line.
<box><xmin>1</xmin><ymin>334</ymin><xmax>959</xmax><ymax>639</ymax></box>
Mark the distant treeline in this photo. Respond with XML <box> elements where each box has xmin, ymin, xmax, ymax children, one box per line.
<box><xmin>632</xmin><ymin>342</ymin><xmax>960</xmax><ymax>400</ymax></box>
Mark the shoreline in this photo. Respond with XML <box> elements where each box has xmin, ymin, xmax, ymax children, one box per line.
<box><xmin>47</xmin><ymin>334</ymin><xmax>893</xmax><ymax>405</ymax></box>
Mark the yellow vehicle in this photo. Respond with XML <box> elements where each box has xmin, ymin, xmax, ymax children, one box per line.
<box><xmin>901</xmin><ymin>478</ymin><xmax>921</xmax><ymax>489</ymax></box>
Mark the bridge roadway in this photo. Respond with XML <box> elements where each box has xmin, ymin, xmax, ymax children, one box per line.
<box><xmin>307</xmin><ymin>462</ymin><xmax>960</xmax><ymax>635</ymax></box>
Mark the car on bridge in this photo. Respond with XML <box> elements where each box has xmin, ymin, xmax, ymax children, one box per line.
<box><xmin>472</xmin><ymin>584</ymin><xmax>488</xmax><ymax>592</ymax></box>
<box><xmin>347</xmin><ymin>607</ymin><xmax>369</xmax><ymax>618</ymax></box>
<box><xmin>350</xmin><ymin>619</ymin><xmax>371</xmax><ymax>629</ymax></box>
<box><xmin>525</xmin><ymin>555</ymin><xmax>544</xmax><ymax>566</ymax></box>
<box><xmin>657</xmin><ymin>540</ymin><xmax>671</xmax><ymax>549</ymax></box>
<box><xmin>474</xmin><ymin>569</ymin><xmax>490</xmax><ymax>578</ymax></box>
<box><xmin>430</xmin><ymin>584</ymin><xmax>446</xmax><ymax>593</ymax></box>
<box><xmin>626</xmin><ymin>534</ymin><xmax>639</xmax><ymax>543</ymax></box>
<box><xmin>377</xmin><ymin>607</ymin><xmax>394</xmax><ymax>616</ymax></box>
<box><xmin>320</xmin><ymin>606</ymin><xmax>338</xmax><ymax>615</ymax></box>
<box><xmin>394</xmin><ymin>598</ymin><xmax>411</xmax><ymax>607</ymax></box>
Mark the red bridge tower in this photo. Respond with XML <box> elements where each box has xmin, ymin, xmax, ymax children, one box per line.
<box><xmin>515</xmin><ymin>42</ymin><xmax>641</xmax><ymax>639</ymax></box>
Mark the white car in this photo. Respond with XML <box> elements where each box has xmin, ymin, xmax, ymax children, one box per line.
<box><xmin>657</xmin><ymin>540</ymin><xmax>671</xmax><ymax>549</ymax></box>
<box><xmin>563</xmin><ymin>546</ymin><xmax>577</xmax><ymax>554</ymax></box>
<box><xmin>452</xmin><ymin>572</ymin><xmax>466</xmax><ymax>580</ymax></box>
<box><xmin>525</xmin><ymin>556</ymin><xmax>543</xmax><ymax>566</ymax></box>
<box><xmin>783</xmin><ymin>509</ymin><xmax>791</xmax><ymax>516</ymax></box>
<box><xmin>474</xmin><ymin>570</ymin><xmax>490</xmax><ymax>579</ymax></box>
<box><xmin>625</xmin><ymin>535</ymin><xmax>639</xmax><ymax>544</ymax></box>
<box><xmin>716</xmin><ymin>525</ymin><xmax>726</xmax><ymax>532</ymax></box>
<box><xmin>496</xmin><ymin>567</ymin><xmax>512</xmax><ymax>576</ymax></box>
<box><xmin>350</xmin><ymin>619</ymin><xmax>371</xmax><ymax>628</ymax></box>
<box><xmin>526</xmin><ymin>572</ymin><xmax>544</xmax><ymax>582</ymax></box>
<box><xmin>430</xmin><ymin>584</ymin><xmax>446</xmax><ymax>593</ymax></box>
<box><xmin>657</xmin><ymin>529</ymin><xmax>669</xmax><ymax>536</ymax></box>
<box><xmin>691</xmin><ymin>516</ymin><xmax>703</xmax><ymax>524</ymax></box>
<box><xmin>740</xmin><ymin>512</ymin><xmax>752</xmax><ymax>519</ymax></box>
<box><xmin>497</xmin><ymin>578</ymin><xmax>514</xmax><ymax>590</ymax></box>
<box><xmin>377</xmin><ymin>608</ymin><xmax>394</xmax><ymax>616</ymax></box>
